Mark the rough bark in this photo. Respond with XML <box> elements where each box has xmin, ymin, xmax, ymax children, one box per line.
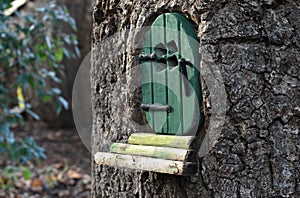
<box><xmin>91</xmin><ymin>0</ymin><xmax>300</xmax><ymax>197</ymax></box>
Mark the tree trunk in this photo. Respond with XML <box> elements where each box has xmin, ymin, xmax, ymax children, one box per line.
<box><xmin>29</xmin><ymin>0</ymin><xmax>93</xmax><ymax>128</ymax></box>
<box><xmin>56</xmin><ymin>0</ymin><xmax>93</xmax><ymax>128</ymax></box>
<box><xmin>91</xmin><ymin>0</ymin><xmax>300</xmax><ymax>197</ymax></box>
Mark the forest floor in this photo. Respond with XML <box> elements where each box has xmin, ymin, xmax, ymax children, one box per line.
<box><xmin>0</xmin><ymin>122</ymin><xmax>91</xmax><ymax>198</ymax></box>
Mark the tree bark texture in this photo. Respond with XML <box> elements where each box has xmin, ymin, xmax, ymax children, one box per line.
<box><xmin>91</xmin><ymin>0</ymin><xmax>300</xmax><ymax>197</ymax></box>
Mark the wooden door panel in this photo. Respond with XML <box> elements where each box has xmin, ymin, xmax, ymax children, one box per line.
<box><xmin>141</xmin><ymin>13</ymin><xmax>202</xmax><ymax>135</ymax></box>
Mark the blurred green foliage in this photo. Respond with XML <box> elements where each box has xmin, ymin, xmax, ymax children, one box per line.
<box><xmin>0</xmin><ymin>0</ymin><xmax>79</xmax><ymax>165</ymax></box>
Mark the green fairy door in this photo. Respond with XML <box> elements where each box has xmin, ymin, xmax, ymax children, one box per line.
<box><xmin>141</xmin><ymin>13</ymin><xmax>202</xmax><ymax>135</ymax></box>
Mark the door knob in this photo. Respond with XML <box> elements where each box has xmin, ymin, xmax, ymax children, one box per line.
<box><xmin>141</xmin><ymin>103</ymin><xmax>173</xmax><ymax>113</ymax></box>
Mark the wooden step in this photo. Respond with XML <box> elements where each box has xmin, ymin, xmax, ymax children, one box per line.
<box><xmin>110</xmin><ymin>143</ymin><xmax>196</xmax><ymax>161</ymax></box>
<box><xmin>94</xmin><ymin>152</ymin><xmax>197</xmax><ymax>175</ymax></box>
<box><xmin>128</xmin><ymin>133</ymin><xmax>196</xmax><ymax>149</ymax></box>
<box><xmin>94</xmin><ymin>133</ymin><xmax>198</xmax><ymax>175</ymax></box>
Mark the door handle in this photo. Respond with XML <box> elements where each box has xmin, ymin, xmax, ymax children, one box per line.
<box><xmin>141</xmin><ymin>103</ymin><xmax>173</xmax><ymax>113</ymax></box>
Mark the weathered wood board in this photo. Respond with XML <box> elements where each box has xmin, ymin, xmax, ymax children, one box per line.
<box><xmin>94</xmin><ymin>152</ymin><xmax>197</xmax><ymax>175</ymax></box>
<box><xmin>110</xmin><ymin>143</ymin><xmax>195</xmax><ymax>161</ymax></box>
<box><xmin>128</xmin><ymin>133</ymin><xmax>195</xmax><ymax>149</ymax></box>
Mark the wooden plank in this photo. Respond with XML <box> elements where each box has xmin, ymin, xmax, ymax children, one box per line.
<box><xmin>110</xmin><ymin>143</ymin><xmax>195</xmax><ymax>161</ymax></box>
<box><xmin>176</xmin><ymin>13</ymin><xmax>203</xmax><ymax>134</ymax></box>
<box><xmin>142</xmin><ymin>32</ymin><xmax>155</xmax><ymax>130</ymax></box>
<box><xmin>94</xmin><ymin>152</ymin><xmax>197</xmax><ymax>176</ymax></box>
<box><xmin>151</xmin><ymin>16</ymin><xmax>168</xmax><ymax>134</ymax></box>
<box><xmin>128</xmin><ymin>133</ymin><xmax>195</xmax><ymax>149</ymax></box>
<box><xmin>165</xmin><ymin>13</ymin><xmax>183</xmax><ymax>135</ymax></box>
